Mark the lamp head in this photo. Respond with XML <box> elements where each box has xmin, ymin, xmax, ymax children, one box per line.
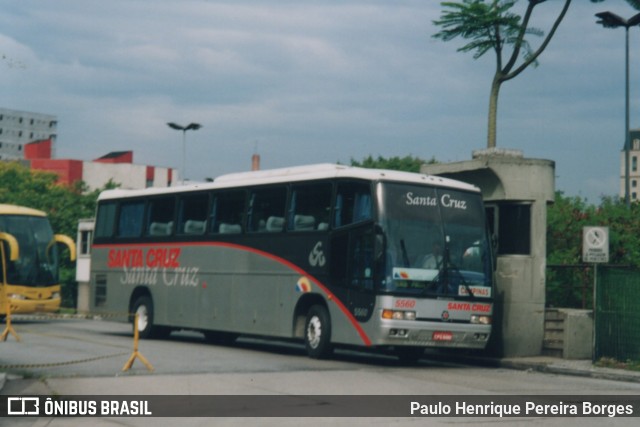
<box><xmin>167</xmin><ymin>122</ymin><xmax>184</xmax><ymax>130</ymax></box>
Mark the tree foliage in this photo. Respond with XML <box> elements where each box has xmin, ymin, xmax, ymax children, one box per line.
<box><xmin>350</xmin><ymin>154</ymin><xmax>437</xmax><ymax>173</ymax></box>
<box><xmin>547</xmin><ymin>192</ymin><xmax>640</xmax><ymax>267</ymax></box>
<box><xmin>0</xmin><ymin>162</ymin><xmax>99</xmax><ymax>237</ymax></box>
<box><xmin>546</xmin><ymin>192</ymin><xmax>640</xmax><ymax>307</ymax></box>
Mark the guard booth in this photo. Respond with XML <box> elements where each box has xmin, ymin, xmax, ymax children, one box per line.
<box><xmin>75</xmin><ymin>218</ymin><xmax>95</xmax><ymax>313</ymax></box>
<box><xmin>422</xmin><ymin>149</ymin><xmax>555</xmax><ymax>357</ymax></box>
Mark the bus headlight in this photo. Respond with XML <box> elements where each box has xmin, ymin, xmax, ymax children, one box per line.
<box><xmin>470</xmin><ymin>315</ymin><xmax>491</xmax><ymax>325</ymax></box>
<box><xmin>7</xmin><ymin>293</ymin><xmax>26</xmax><ymax>300</ymax></box>
<box><xmin>382</xmin><ymin>309</ymin><xmax>416</xmax><ymax>321</ymax></box>
<box><xmin>51</xmin><ymin>292</ymin><xmax>61</xmax><ymax>300</ymax></box>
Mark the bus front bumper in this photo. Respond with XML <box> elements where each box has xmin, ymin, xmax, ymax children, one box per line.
<box><xmin>5</xmin><ymin>295</ymin><xmax>61</xmax><ymax>314</ymax></box>
<box><xmin>376</xmin><ymin>320</ymin><xmax>491</xmax><ymax>349</ymax></box>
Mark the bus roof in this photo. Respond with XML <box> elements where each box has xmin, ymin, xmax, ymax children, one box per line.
<box><xmin>0</xmin><ymin>204</ymin><xmax>47</xmax><ymax>217</ymax></box>
<box><xmin>97</xmin><ymin>163</ymin><xmax>480</xmax><ymax>201</ymax></box>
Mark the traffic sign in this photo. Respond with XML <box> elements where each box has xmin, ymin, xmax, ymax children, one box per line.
<box><xmin>582</xmin><ymin>226</ymin><xmax>609</xmax><ymax>263</ymax></box>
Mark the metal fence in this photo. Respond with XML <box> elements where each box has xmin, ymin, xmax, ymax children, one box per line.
<box><xmin>547</xmin><ymin>264</ymin><xmax>640</xmax><ymax>361</ymax></box>
<box><xmin>594</xmin><ymin>267</ymin><xmax>640</xmax><ymax>361</ymax></box>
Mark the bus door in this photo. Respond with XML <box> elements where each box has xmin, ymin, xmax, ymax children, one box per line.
<box><xmin>329</xmin><ymin>224</ymin><xmax>377</xmax><ymax>323</ymax></box>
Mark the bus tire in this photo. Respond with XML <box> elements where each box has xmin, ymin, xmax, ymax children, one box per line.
<box><xmin>132</xmin><ymin>296</ymin><xmax>167</xmax><ymax>339</ymax></box>
<box><xmin>395</xmin><ymin>346</ymin><xmax>424</xmax><ymax>365</ymax></box>
<box><xmin>304</xmin><ymin>305</ymin><xmax>333</xmax><ymax>359</ymax></box>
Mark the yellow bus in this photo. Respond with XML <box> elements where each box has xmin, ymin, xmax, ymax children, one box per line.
<box><xmin>0</xmin><ymin>204</ymin><xmax>76</xmax><ymax>315</ymax></box>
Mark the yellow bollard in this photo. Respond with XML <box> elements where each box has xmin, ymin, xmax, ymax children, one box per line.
<box><xmin>1</xmin><ymin>297</ymin><xmax>20</xmax><ymax>342</ymax></box>
<box><xmin>122</xmin><ymin>313</ymin><xmax>154</xmax><ymax>372</ymax></box>
<box><xmin>0</xmin><ymin>232</ymin><xmax>20</xmax><ymax>342</ymax></box>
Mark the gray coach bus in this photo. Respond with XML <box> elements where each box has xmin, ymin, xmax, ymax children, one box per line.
<box><xmin>90</xmin><ymin>164</ymin><xmax>493</xmax><ymax>361</ymax></box>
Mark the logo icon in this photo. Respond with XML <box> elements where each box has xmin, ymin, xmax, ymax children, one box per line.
<box><xmin>441</xmin><ymin>311</ymin><xmax>450</xmax><ymax>322</ymax></box>
<box><xmin>7</xmin><ymin>397</ymin><xmax>40</xmax><ymax>415</ymax></box>
<box><xmin>308</xmin><ymin>241</ymin><xmax>326</xmax><ymax>267</ymax></box>
<box><xmin>296</xmin><ymin>277</ymin><xmax>312</xmax><ymax>293</ymax></box>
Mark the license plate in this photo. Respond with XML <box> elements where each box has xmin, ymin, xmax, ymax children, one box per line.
<box><xmin>432</xmin><ymin>331</ymin><xmax>453</xmax><ymax>341</ymax></box>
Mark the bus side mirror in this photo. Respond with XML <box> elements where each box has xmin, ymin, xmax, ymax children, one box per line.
<box><xmin>54</xmin><ymin>234</ymin><xmax>77</xmax><ymax>262</ymax></box>
<box><xmin>0</xmin><ymin>232</ymin><xmax>20</xmax><ymax>261</ymax></box>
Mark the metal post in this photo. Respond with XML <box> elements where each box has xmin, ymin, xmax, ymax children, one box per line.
<box><xmin>625</xmin><ymin>26</ymin><xmax>631</xmax><ymax>207</ymax></box>
<box><xmin>182</xmin><ymin>130</ymin><xmax>187</xmax><ymax>184</ymax></box>
<box><xmin>0</xmin><ymin>232</ymin><xmax>20</xmax><ymax>342</ymax></box>
<box><xmin>592</xmin><ymin>263</ymin><xmax>597</xmax><ymax>363</ymax></box>
<box><xmin>122</xmin><ymin>313</ymin><xmax>154</xmax><ymax>372</ymax></box>
<box><xmin>167</xmin><ymin>122</ymin><xmax>202</xmax><ymax>185</ymax></box>
<box><xmin>595</xmin><ymin>11</ymin><xmax>640</xmax><ymax>207</ymax></box>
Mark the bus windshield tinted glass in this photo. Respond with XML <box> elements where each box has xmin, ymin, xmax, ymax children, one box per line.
<box><xmin>379</xmin><ymin>183</ymin><xmax>492</xmax><ymax>298</ymax></box>
<box><xmin>0</xmin><ymin>215</ymin><xmax>59</xmax><ymax>286</ymax></box>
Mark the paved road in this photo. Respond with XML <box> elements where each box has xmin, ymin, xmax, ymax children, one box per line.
<box><xmin>0</xmin><ymin>316</ymin><xmax>414</xmax><ymax>376</ymax></box>
<box><xmin>1</xmin><ymin>317</ymin><xmax>640</xmax><ymax>427</ymax></box>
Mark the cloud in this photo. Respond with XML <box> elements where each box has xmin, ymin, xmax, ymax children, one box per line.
<box><xmin>0</xmin><ymin>0</ymin><xmax>637</xmax><ymax>203</ymax></box>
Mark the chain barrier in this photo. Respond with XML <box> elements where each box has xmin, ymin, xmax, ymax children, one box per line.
<box><xmin>0</xmin><ymin>231</ymin><xmax>153</xmax><ymax>372</ymax></box>
<box><xmin>0</xmin><ymin>305</ymin><xmax>154</xmax><ymax>373</ymax></box>
<box><xmin>0</xmin><ymin>351</ymin><xmax>131</xmax><ymax>370</ymax></box>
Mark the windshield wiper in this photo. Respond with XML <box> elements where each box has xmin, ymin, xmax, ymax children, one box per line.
<box><xmin>399</xmin><ymin>239</ymin><xmax>410</xmax><ymax>267</ymax></box>
<box><xmin>446</xmin><ymin>260</ymin><xmax>475</xmax><ymax>300</ymax></box>
<box><xmin>423</xmin><ymin>242</ymin><xmax>475</xmax><ymax>299</ymax></box>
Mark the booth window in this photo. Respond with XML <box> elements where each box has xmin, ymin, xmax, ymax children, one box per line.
<box><xmin>486</xmin><ymin>203</ymin><xmax>531</xmax><ymax>256</ymax></box>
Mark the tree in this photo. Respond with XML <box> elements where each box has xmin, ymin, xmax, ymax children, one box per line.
<box><xmin>433</xmin><ymin>0</ymin><xmax>572</xmax><ymax>149</ymax></box>
<box><xmin>350</xmin><ymin>154</ymin><xmax>437</xmax><ymax>173</ymax></box>
<box><xmin>546</xmin><ymin>191</ymin><xmax>640</xmax><ymax>307</ymax></box>
<box><xmin>547</xmin><ymin>191</ymin><xmax>640</xmax><ymax>268</ymax></box>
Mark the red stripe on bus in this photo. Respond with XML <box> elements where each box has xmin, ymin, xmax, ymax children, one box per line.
<box><xmin>93</xmin><ymin>241</ymin><xmax>372</xmax><ymax>346</ymax></box>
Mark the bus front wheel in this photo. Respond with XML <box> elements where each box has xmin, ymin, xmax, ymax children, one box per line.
<box><xmin>304</xmin><ymin>305</ymin><xmax>333</xmax><ymax>359</ymax></box>
<box><xmin>395</xmin><ymin>346</ymin><xmax>424</xmax><ymax>365</ymax></box>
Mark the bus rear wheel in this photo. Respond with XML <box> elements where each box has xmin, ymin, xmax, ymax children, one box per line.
<box><xmin>304</xmin><ymin>305</ymin><xmax>333</xmax><ymax>359</ymax></box>
<box><xmin>132</xmin><ymin>296</ymin><xmax>168</xmax><ymax>339</ymax></box>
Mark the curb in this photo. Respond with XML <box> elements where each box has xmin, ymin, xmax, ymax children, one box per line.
<box><xmin>426</xmin><ymin>351</ymin><xmax>640</xmax><ymax>384</ymax></box>
<box><xmin>497</xmin><ymin>359</ymin><xmax>640</xmax><ymax>384</ymax></box>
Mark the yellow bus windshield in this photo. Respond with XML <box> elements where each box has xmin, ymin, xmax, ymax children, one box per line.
<box><xmin>0</xmin><ymin>215</ymin><xmax>59</xmax><ymax>287</ymax></box>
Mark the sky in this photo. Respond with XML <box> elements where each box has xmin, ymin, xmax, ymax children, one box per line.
<box><xmin>1</xmin><ymin>0</ymin><xmax>639</xmax><ymax>203</ymax></box>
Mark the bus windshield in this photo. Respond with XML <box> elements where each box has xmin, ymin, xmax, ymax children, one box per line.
<box><xmin>379</xmin><ymin>182</ymin><xmax>492</xmax><ymax>298</ymax></box>
<box><xmin>0</xmin><ymin>215</ymin><xmax>59</xmax><ymax>286</ymax></box>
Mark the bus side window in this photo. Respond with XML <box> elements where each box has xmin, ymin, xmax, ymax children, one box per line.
<box><xmin>288</xmin><ymin>183</ymin><xmax>332</xmax><ymax>231</ymax></box>
<box><xmin>334</xmin><ymin>182</ymin><xmax>372</xmax><ymax>228</ymax></box>
<box><xmin>146</xmin><ymin>197</ymin><xmax>176</xmax><ymax>237</ymax></box>
<box><xmin>117</xmin><ymin>201</ymin><xmax>145</xmax><ymax>238</ymax></box>
<box><xmin>177</xmin><ymin>194</ymin><xmax>209</xmax><ymax>235</ymax></box>
<box><xmin>95</xmin><ymin>202</ymin><xmax>117</xmax><ymax>238</ymax></box>
<box><xmin>247</xmin><ymin>187</ymin><xmax>287</xmax><ymax>233</ymax></box>
<box><xmin>211</xmin><ymin>191</ymin><xmax>245</xmax><ymax>234</ymax></box>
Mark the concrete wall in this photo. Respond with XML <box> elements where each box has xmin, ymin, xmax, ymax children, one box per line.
<box><xmin>83</xmin><ymin>162</ymin><xmax>147</xmax><ymax>190</ymax></box>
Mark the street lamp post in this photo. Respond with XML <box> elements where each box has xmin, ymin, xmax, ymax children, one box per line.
<box><xmin>596</xmin><ymin>11</ymin><xmax>640</xmax><ymax>208</ymax></box>
<box><xmin>167</xmin><ymin>122</ymin><xmax>202</xmax><ymax>183</ymax></box>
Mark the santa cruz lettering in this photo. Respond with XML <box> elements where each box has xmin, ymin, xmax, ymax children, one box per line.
<box><xmin>108</xmin><ymin>248</ymin><xmax>180</xmax><ymax>269</ymax></box>
<box><xmin>107</xmin><ymin>247</ymin><xmax>200</xmax><ymax>288</ymax></box>
<box><xmin>405</xmin><ymin>192</ymin><xmax>467</xmax><ymax>210</ymax></box>
<box><xmin>447</xmin><ymin>302</ymin><xmax>491</xmax><ymax>312</ymax></box>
